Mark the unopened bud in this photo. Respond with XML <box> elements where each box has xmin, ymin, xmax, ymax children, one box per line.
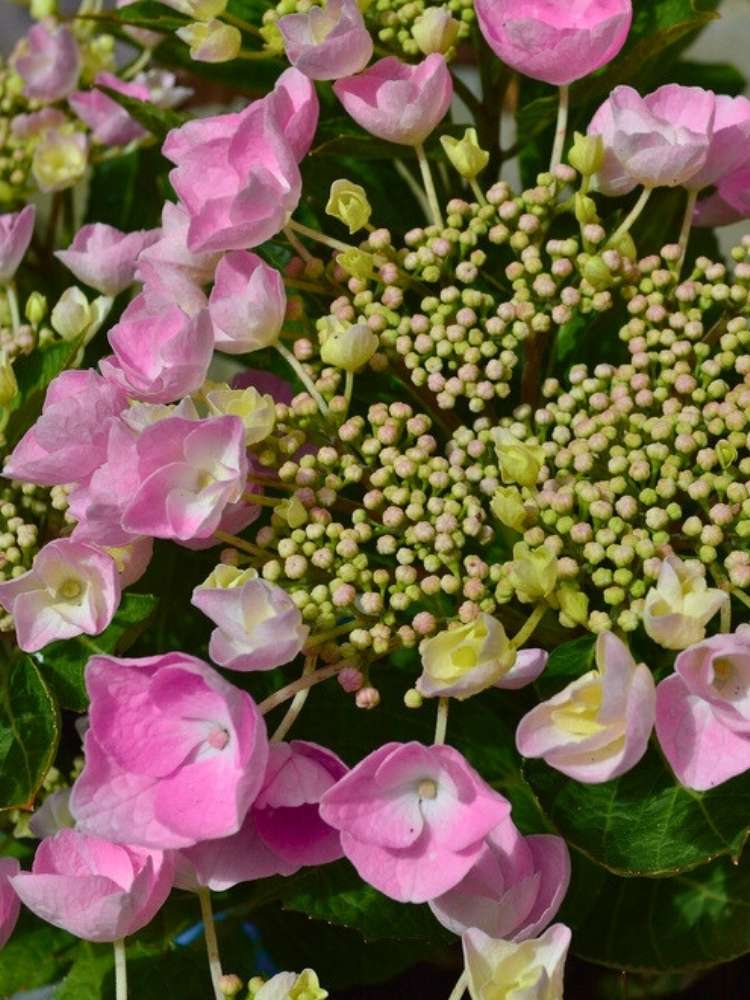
<box><xmin>176</xmin><ymin>20</ymin><xmax>241</xmax><ymax>63</ymax></box>
<box><xmin>326</xmin><ymin>179</ymin><xmax>372</xmax><ymax>234</ymax></box>
<box><xmin>557</xmin><ymin>583</ymin><xmax>589</xmax><ymax>625</ymax></box>
<box><xmin>219</xmin><ymin>973</ymin><xmax>243</xmax><ymax>998</ymax></box>
<box><xmin>32</xmin><ymin>129</ymin><xmax>87</xmax><ymax>194</ymax></box>
<box><xmin>490</xmin><ymin>486</ymin><xmax>527</xmax><ymax>532</ymax></box>
<box><xmin>356</xmin><ymin>685</ymin><xmax>380</xmax><ymax>709</ymax></box>
<box><xmin>169</xmin><ymin>0</ymin><xmax>228</xmax><ymax>17</ymax></box>
<box><xmin>335</xmin><ymin>249</ymin><xmax>375</xmax><ymax>279</ymax></box>
<box><xmin>509</xmin><ymin>542</ymin><xmax>558</xmax><ymax>602</ymax></box>
<box><xmin>404</xmin><ymin>688</ymin><xmax>423</xmax><ymax>709</ymax></box>
<box><xmin>0</xmin><ymin>352</ymin><xmax>18</xmax><ymax>407</ymax></box>
<box><xmin>568</xmin><ymin>132</ymin><xmax>604</xmax><ymax>177</ymax></box>
<box><xmin>25</xmin><ymin>291</ymin><xmax>47</xmax><ymax>326</ymax></box>
<box><xmin>412</xmin><ymin>6</ymin><xmax>460</xmax><ymax>55</ymax></box>
<box><xmin>440</xmin><ymin>127</ymin><xmax>489</xmax><ymax>181</ymax></box>
<box><xmin>574</xmin><ymin>192</ymin><xmax>598</xmax><ymax>225</ymax></box>
<box><xmin>582</xmin><ymin>255</ymin><xmax>613</xmax><ymax>291</ymax></box>
<box><xmin>51</xmin><ymin>287</ymin><xmax>91</xmax><ymax>340</ymax></box>
<box><xmin>320</xmin><ymin>322</ymin><xmax>378</xmax><ymax>372</ymax></box>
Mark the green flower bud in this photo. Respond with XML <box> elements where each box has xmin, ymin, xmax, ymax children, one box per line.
<box><xmin>30</xmin><ymin>0</ymin><xmax>57</xmax><ymax>17</ymax></box>
<box><xmin>440</xmin><ymin>128</ymin><xmax>490</xmax><ymax>181</ymax></box>
<box><xmin>260</xmin><ymin>21</ymin><xmax>285</xmax><ymax>54</ymax></box>
<box><xmin>717</xmin><ymin>441</ymin><xmax>737</xmax><ymax>469</ymax></box>
<box><xmin>51</xmin><ymin>289</ymin><xmax>111</xmax><ymax>344</ymax></box>
<box><xmin>404</xmin><ymin>688</ymin><xmax>423</xmax><ymax>709</ymax></box>
<box><xmin>575</xmin><ymin>192</ymin><xmax>598</xmax><ymax>225</ymax></box>
<box><xmin>412</xmin><ymin>7</ymin><xmax>460</xmax><ymax>55</ymax></box>
<box><xmin>583</xmin><ymin>255</ymin><xmax>613</xmax><ymax>291</ymax></box>
<box><xmin>175</xmin><ymin>0</ymin><xmax>228</xmax><ymax>17</ymax></box>
<box><xmin>494</xmin><ymin>429</ymin><xmax>545</xmax><ymax>488</ymax></box>
<box><xmin>335</xmin><ymin>249</ymin><xmax>376</xmax><ymax>279</ymax></box>
<box><xmin>557</xmin><ymin>583</ymin><xmax>589</xmax><ymax>625</ymax></box>
<box><xmin>176</xmin><ymin>20</ymin><xmax>241</xmax><ymax>63</ymax></box>
<box><xmin>607</xmin><ymin>231</ymin><xmax>636</xmax><ymax>259</ymax></box>
<box><xmin>325</xmin><ymin>179</ymin><xmax>372</xmax><ymax>234</ymax></box>
<box><xmin>32</xmin><ymin>129</ymin><xmax>87</xmax><ymax>194</ymax></box>
<box><xmin>25</xmin><ymin>291</ymin><xmax>47</xmax><ymax>327</ymax></box>
<box><xmin>568</xmin><ymin>132</ymin><xmax>605</xmax><ymax>177</ymax></box>
<box><xmin>509</xmin><ymin>543</ymin><xmax>558</xmax><ymax>602</ymax></box>
<box><xmin>320</xmin><ymin>323</ymin><xmax>378</xmax><ymax>372</ymax></box>
<box><xmin>490</xmin><ymin>486</ymin><xmax>527</xmax><ymax>532</ymax></box>
<box><xmin>0</xmin><ymin>352</ymin><xmax>18</xmax><ymax>407</ymax></box>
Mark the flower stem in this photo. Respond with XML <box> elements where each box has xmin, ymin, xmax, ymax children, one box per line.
<box><xmin>731</xmin><ymin>586</ymin><xmax>750</xmax><ymax>612</ymax></box>
<box><xmin>721</xmin><ymin>597</ymin><xmax>732</xmax><ymax>635</ymax></box>
<box><xmin>447</xmin><ymin>970</ymin><xmax>468</xmax><ymax>1000</ymax></box>
<box><xmin>122</xmin><ymin>47</ymin><xmax>151</xmax><ymax>80</ymax></box>
<box><xmin>198</xmin><ymin>887</ymin><xmax>224</xmax><ymax>1000</ymax></box>
<box><xmin>113</xmin><ymin>939</ymin><xmax>128</xmax><ymax>1000</ymax></box>
<box><xmin>305</xmin><ymin>619</ymin><xmax>358</xmax><ymax>647</ymax></box>
<box><xmin>434</xmin><ymin>696</ymin><xmax>450</xmax><ymax>746</ymax></box>
<box><xmin>469</xmin><ymin>178</ymin><xmax>488</xmax><ymax>207</ymax></box>
<box><xmin>259</xmin><ymin>663</ymin><xmax>342</xmax><ymax>715</ymax></box>
<box><xmin>213</xmin><ymin>530</ymin><xmax>268</xmax><ymax>560</ymax></box>
<box><xmin>676</xmin><ymin>188</ymin><xmax>699</xmax><ymax>280</ymax></box>
<box><xmin>271</xmin><ymin>654</ymin><xmax>317</xmax><ymax>742</ymax></box>
<box><xmin>288</xmin><ymin>219</ymin><xmax>354</xmax><ymax>256</ymax></box>
<box><xmin>344</xmin><ymin>370</ymin><xmax>354</xmax><ymax>415</ymax></box>
<box><xmin>5</xmin><ymin>283</ymin><xmax>21</xmax><ymax>335</ymax></box>
<box><xmin>283</xmin><ymin>225</ymin><xmax>316</xmax><ymax>264</ymax></box>
<box><xmin>223</xmin><ymin>10</ymin><xmax>262</xmax><ymax>35</ymax></box>
<box><xmin>242</xmin><ymin>491</ymin><xmax>280</xmax><ymax>508</ymax></box>
<box><xmin>274</xmin><ymin>340</ymin><xmax>329</xmax><ymax>417</ymax></box>
<box><xmin>510</xmin><ymin>603</ymin><xmax>546</xmax><ymax>651</ymax></box>
<box><xmin>549</xmin><ymin>84</ymin><xmax>570</xmax><ymax>171</ymax></box>
<box><xmin>415</xmin><ymin>142</ymin><xmax>444</xmax><ymax>228</ymax></box>
<box><xmin>610</xmin><ymin>186</ymin><xmax>653</xmax><ymax>244</ymax></box>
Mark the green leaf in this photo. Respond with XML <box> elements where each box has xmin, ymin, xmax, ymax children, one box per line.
<box><xmin>111</xmin><ymin>0</ymin><xmax>189</xmax><ymax>31</ymax></box>
<box><xmin>98</xmin><ymin>85</ymin><xmax>188</xmax><ymax>139</ymax></box>
<box><xmin>563</xmin><ymin>848</ymin><xmax>750</xmax><ymax>973</ymax></box>
<box><xmin>3</xmin><ymin>338</ymin><xmax>84</xmax><ymax>449</ymax></box>
<box><xmin>283</xmin><ymin>859</ymin><xmax>451</xmax><ymax>943</ymax></box>
<box><xmin>0</xmin><ymin>912</ymin><xmax>77</xmax><ymax>996</ymax></box>
<box><xmin>670</xmin><ymin>59</ymin><xmax>747</xmax><ymax>96</ymax></box>
<box><xmin>85</xmin><ymin>147</ymin><xmax>171</xmax><ymax>232</ymax></box>
<box><xmin>0</xmin><ymin>654</ymin><xmax>59</xmax><ymax>811</ymax></box>
<box><xmin>35</xmin><ymin>593</ymin><xmax>158</xmax><ymax>711</ymax></box>
<box><xmin>534</xmin><ymin>634</ymin><xmax>597</xmax><ymax>699</ymax></box>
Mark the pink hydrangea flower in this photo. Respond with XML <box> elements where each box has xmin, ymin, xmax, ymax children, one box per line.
<box><xmin>0</xmin><ymin>538</ymin><xmax>121</xmax><ymax>653</ymax></box>
<box><xmin>176</xmin><ymin>740</ymin><xmax>346</xmax><ymax>889</ymax></box>
<box><xmin>209</xmin><ymin>251</ymin><xmax>287</xmax><ymax>354</ymax></box>
<box><xmin>333</xmin><ymin>54</ymin><xmax>452</xmax><ymax>146</ymax></box>
<box><xmin>687</xmin><ymin>94</ymin><xmax>750</xmax><ymax>191</ymax></box>
<box><xmin>497</xmin><ymin>648</ymin><xmax>549</xmax><ymax>690</ymax></box>
<box><xmin>656</xmin><ymin>630</ymin><xmax>750</xmax><ymax>791</ymax></box>
<box><xmin>0</xmin><ymin>858</ymin><xmax>21</xmax><ymax>950</ymax></box>
<box><xmin>10</xmin><ymin>829</ymin><xmax>174</xmax><ymax>942</ymax></box>
<box><xmin>0</xmin><ymin>205</ymin><xmax>35</xmax><ymax>284</ymax></box>
<box><xmin>268</xmin><ymin>66</ymin><xmax>320</xmax><ymax>161</ymax></box>
<box><xmin>476</xmin><ymin>0</ymin><xmax>632</xmax><ymax>87</ymax></box>
<box><xmin>429</xmin><ymin>814</ymin><xmax>570</xmax><ymax>940</ymax></box>
<box><xmin>100</xmin><ymin>295</ymin><xmax>213</xmax><ymax>403</ymax></box>
<box><xmin>120</xmin><ymin>415</ymin><xmax>248</xmax><ymax>542</ymax></box>
<box><xmin>515</xmin><ymin>631</ymin><xmax>655</xmax><ymax>783</ymax></box>
<box><xmin>695</xmin><ymin>166</ymin><xmax>750</xmax><ymax>228</ymax></box>
<box><xmin>319</xmin><ymin>741</ymin><xmax>510</xmax><ymax>903</ymax></box>
<box><xmin>13</xmin><ymin>21</ymin><xmax>80</xmax><ymax>102</ymax></box>
<box><xmin>192</xmin><ymin>574</ymin><xmax>309</xmax><ymax>670</ymax></box>
<box><xmin>4</xmin><ymin>369</ymin><xmax>128</xmax><ymax>486</ymax></box>
<box><xmin>163</xmin><ymin>86</ymin><xmax>305</xmax><ymax>254</ymax></box>
<box><xmin>10</xmin><ymin>108</ymin><xmax>67</xmax><ymax>140</ymax></box>
<box><xmin>69</xmin><ymin>73</ymin><xmax>149</xmax><ymax>147</ymax></box>
<box><xmin>55</xmin><ymin>223</ymin><xmax>158</xmax><ymax>297</ymax></box>
<box><xmin>70</xmin><ymin>652</ymin><xmax>269</xmax><ymax>848</ymax></box>
<box><xmin>106</xmin><ymin>536</ymin><xmax>154</xmax><ymax>588</ymax></box>
<box><xmin>279</xmin><ymin>0</ymin><xmax>373</xmax><ymax>81</ymax></box>
<box><xmin>136</xmin><ymin>69</ymin><xmax>193</xmax><ymax>109</ymax></box>
<box><xmin>463</xmin><ymin>924</ymin><xmax>571</xmax><ymax>1000</ymax></box>
<box><xmin>589</xmin><ymin>84</ymin><xmax>715</xmax><ymax>194</ymax></box>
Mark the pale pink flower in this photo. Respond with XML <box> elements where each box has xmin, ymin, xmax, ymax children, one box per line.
<box><xmin>516</xmin><ymin>631</ymin><xmax>655</xmax><ymax>783</ymax></box>
<box><xmin>497</xmin><ymin>648</ymin><xmax>549</xmax><ymax>690</ymax></box>
<box><xmin>333</xmin><ymin>54</ymin><xmax>452</xmax><ymax>146</ymax></box>
<box><xmin>430</xmin><ymin>815</ymin><xmax>570</xmax><ymax>940</ymax></box>
<box><xmin>656</xmin><ymin>631</ymin><xmax>750</xmax><ymax>791</ymax></box>
<box><xmin>268</xmin><ymin>66</ymin><xmax>320</xmax><ymax>161</ymax></box>
<box><xmin>13</xmin><ymin>21</ymin><xmax>80</xmax><ymax>102</ymax></box>
<box><xmin>319</xmin><ymin>742</ymin><xmax>510</xmax><ymax>903</ymax></box>
<box><xmin>70</xmin><ymin>652</ymin><xmax>269</xmax><ymax>848</ymax></box>
<box><xmin>100</xmin><ymin>294</ymin><xmax>213</xmax><ymax>403</ymax></box>
<box><xmin>589</xmin><ymin>85</ymin><xmax>715</xmax><ymax>194</ymax></box>
<box><xmin>279</xmin><ymin>0</ymin><xmax>373</xmax><ymax>81</ymax></box>
<box><xmin>10</xmin><ymin>108</ymin><xmax>67</xmax><ymax>140</ymax></box>
<box><xmin>56</xmin><ymin>223</ymin><xmax>158</xmax><ymax>296</ymax></box>
<box><xmin>695</xmin><ymin>166</ymin><xmax>750</xmax><ymax>227</ymax></box>
<box><xmin>4</xmin><ymin>369</ymin><xmax>128</xmax><ymax>486</ymax></box>
<box><xmin>176</xmin><ymin>740</ymin><xmax>346</xmax><ymax>890</ymax></box>
<box><xmin>10</xmin><ymin>830</ymin><xmax>174</xmax><ymax>942</ymax></box>
<box><xmin>121</xmin><ymin>415</ymin><xmax>248</xmax><ymax>542</ymax></box>
<box><xmin>135</xmin><ymin>69</ymin><xmax>193</xmax><ymax>109</ymax></box>
<box><xmin>0</xmin><ymin>205</ymin><xmax>35</xmax><ymax>284</ymax></box>
<box><xmin>476</xmin><ymin>0</ymin><xmax>632</xmax><ymax>86</ymax></box>
<box><xmin>192</xmin><ymin>575</ymin><xmax>308</xmax><ymax>670</ymax></box>
<box><xmin>69</xmin><ymin>73</ymin><xmax>149</xmax><ymax>147</ymax></box>
<box><xmin>687</xmin><ymin>94</ymin><xmax>750</xmax><ymax>191</ymax></box>
<box><xmin>0</xmin><ymin>538</ymin><xmax>121</xmax><ymax>653</ymax></box>
<box><xmin>209</xmin><ymin>251</ymin><xmax>286</xmax><ymax>354</ymax></box>
<box><xmin>643</xmin><ymin>555</ymin><xmax>728</xmax><ymax>651</ymax></box>
<box><xmin>0</xmin><ymin>858</ymin><xmax>20</xmax><ymax>950</ymax></box>
<box><xmin>106</xmin><ymin>536</ymin><xmax>154</xmax><ymax>588</ymax></box>
<box><xmin>463</xmin><ymin>924</ymin><xmax>571</xmax><ymax>1000</ymax></box>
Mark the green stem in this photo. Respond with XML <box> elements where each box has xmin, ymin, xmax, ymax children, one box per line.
<box><xmin>469</xmin><ymin>178</ymin><xmax>488</xmax><ymax>207</ymax></box>
<box><xmin>284</xmin><ymin>225</ymin><xmax>315</xmax><ymax>264</ymax></box>
<box><xmin>447</xmin><ymin>970</ymin><xmax>468</xmax><ymax>1000</ymax></box>
<box><xmin>223</xmin><ymin>10</ymin><xmax>263</xmax><ymax>35</ymax></box>
<box><xmin>305</xmin><ymin>620</ymin><xmax>358</xmax><ymax>647</ymax></box>
<box><xmin>197</xmin><ymin>888</ymin><xmax>224</xmax><ymax>1000</ymax></box>
<box><xmin>415</xmin><ymin>142</ymin><xmax>444</xmax><ymax>229</ymax></box>
<box><xmin>5</xmin><ymin>283</ymin><xmax>21</xmax><ymax>335</ymax></box>
<box><xmin>510</xmin><ymin>603</ymin><xmax>546</xmax><ymax>651</ymax></box>
<box><xmin>242</xmin><ymin>491</ymin><xmax>280</xmax><ymax>508</ymax></box>
<box><xmin>344</xmin><ymin>370</ymin><xmax>354</xmax><ymax>415</ymax></box>
<box><xmin>122</xmin><ymin>47</ymin><xmax>151</xmax><ymax>80</ymax></box>
<box><xmin>288</xmin><ymin>219</ymin><xmax>354</xmax><ymax>256</ymax></box>
<box><xmin>731</xmin><ymin>586</ymin><xmax>750</xmax><ymax>612</ymax></box>
<box><xmin>274</xmin><ymin>340</ymin><xmax>329</xmax><ymax>417</ymax></box>
<box><xmin>259</xmin><ymin>663</ymin><xmax>342</xmax><ymax>715</ymax></box>
<box><xmin>235</xmin><ymin>49</ymin><xmax>275</xmax><ymax>60</ymax></box>
<box><xmin>676</xmin><ymin>188</ymin><xmax>699</xmax><ymax>280</ymax></box>
<box><xmin>720</xmin><ymin>596</ymin><xmax>731</xmax><ymax>635</ymax></box>
<box><xmin>213</xmin><ymin>530</ymin><xmax>268</xmax><ymax>560</ymax></box>
<box><xmin>113</xmin><ymin>939</ymin><xmax>128</xmax><ymax>1000</ymax></box>
<box><xmin>549</xmin><ymin>84</ymin><xmax>570</xmax><ymax>171</ymax></box>
<box><xmin>271</xmin><ymin>655</ymin><xmax>317</xmax><ymax>742</ymax></box>
<box><xmin>434</xmin><ymin>697</ymin><xmax>450</xmax><ymax>746</ymax></box>
<box><xmin>610</xmin><ymin>187</ymin><xmax>653</xmax><ymax>244</ymax></box>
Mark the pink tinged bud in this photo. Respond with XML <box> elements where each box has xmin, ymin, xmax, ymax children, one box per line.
<box><xmin>55</xmin><ymin>223</ymin><xmax>158</xmax><ymax>297</ymax></box>
<box><xmin>589</xmin><ymin>85</ymin><xmax>715</xmax><ymax>194</ymax></box>
<box><xmin>476</xmin><ymin>0</ymin><xmax>632</xmax><ymax>87</ymax></box>
<box><xmin>516</xmin><ymin>631</ymin><xmax>655</xmax><ymax>783</ymax></box>
<box><xmin>70</xmin><ymin>652</ymin><xmax>269</xmax><ymax>848</ymax></box>
<box><xmin>319</xmin><ymin>741</ymin><xmax>511</xmax><ymax>903</ymax></box>
<box><xmin>0</xmin><ymin>538</ymin><xmax>121</xmax><ymax>653</ymax></box>
<box><xmin>4</xmin><ymin>369</ymin><xmax>128</xmax><ymax>486</ymax></box>
<box><xmin>192</xmin><ymin>576</ymin><xmax>309</xmax><ymax>670</ymax></box>
<box><xmin>355</xmin><ymin>686</ymin><xmax>380</xmax><ymax>709</ymax></box>
<box><xmin>430</xmin><ymin>815</ymin><xmax>570</xmax><ymax>941</ymax></box>
<box><xmin>337</xmin><ymin>666</ymin><xmax>364</xmax><ymax>692</ymax></box>
<box><xmin>13</xmin><ymin>21</ymin><xmax>81</xmax><ymax>102</ymax></box>
<box><xmin>0</xmin><ymin>205</ymin><xmax>35</xmax><ymax>284</ymax></box>
<box><xmin>643</xmin><ymin>554</ymin><xmax>728</xmax><ymax>651</ymax></box>
<box><xmin>69</xmin><ymin>73</ymin><xmax>150</xmax><ymax>147</ymax></box>
<box><xmin>209</xmin><ymin>251</ymin><xmax>286</xmax><ymax>354</ymax></box>
<box><xmin>10</xmin><ymin>829</ymin><xmax>174</xmax><ymax>942</ymax></box>
<box><xmin>101</xmin><ymin>294</ymin><xmax>213</xmax><ymax>403</ymax></box>
<box><xmin>694</xmin><ymin>166</ymin><xmax>750</xmax><ymax>228</ymax></box>
<box><xmin>333</xmin><ymin>54</ymin><xmax>453</xmax><ymax>146</ymax></box>
<box><xmin>0</xmin><ymin>858</ymin><xmax>21</xmax><ymax>950</ymax></box>
<box><xmin>462</xmin><ymin>924</ymin><xmax>572</xmax><ymax>1000</ymax></box>
<box><xmin>655</xmin><ymin>630</ymin><xmax>750</xmax><ymax>791</ymax></box>
<box><xmin>279</xmin><ymin>0</ymin><xmax>373</xmax><ymax>81</ymax></box>
<box><xmin>121</xmin><ymin>414</ymin><xmax>248</xmax><ymax>542</ymax></box>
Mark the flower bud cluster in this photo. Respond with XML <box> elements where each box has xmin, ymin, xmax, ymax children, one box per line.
<box><xmin>0</xmin><ymin>480</ymin><xmax>53</xmax><ymax>630</ymax></box>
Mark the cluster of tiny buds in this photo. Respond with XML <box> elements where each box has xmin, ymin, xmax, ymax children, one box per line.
<box><xmin>0</xmin><ymin>481</ymin><xmax>58</xmax><ymax>630</ymax></box>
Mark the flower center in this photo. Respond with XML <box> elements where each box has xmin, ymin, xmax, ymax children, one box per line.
<box><xmin>207</xmin><ymin>726</ymin><xmax>230</xmax><ymax>750</ymax></box>
<box><xmin>57</xmin><ymin>578</ymin><xmax>84</xmax><ymax>602</ymax></box>
<box><xmin>551</xmin><ymin>680</ymin><xmax>605</xmax><ymax>737</ymax></box>
<box><xmin>417</xmin><ymin>778</ymin><xmax>438</xmax><ymax>800</ymax></box>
